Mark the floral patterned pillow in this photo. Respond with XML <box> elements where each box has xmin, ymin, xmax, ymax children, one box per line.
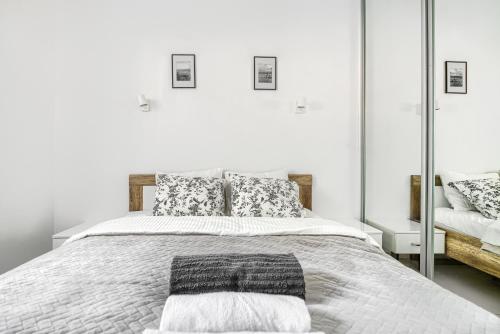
<box><xmin>448</xmin><ymin>178</ymin><xmax>500</xmax><ymax>220</ymax></box>
<box><xmin>230</xmin><ymin>175</ymin><xmax>305</xmax><ymax>218</ymax></box>
<box><xmin>153</xmin><ymin>174</ymin><xmax>225</xmax><ymax>216</ymax></box>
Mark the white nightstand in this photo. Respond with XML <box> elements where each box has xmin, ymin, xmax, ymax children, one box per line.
<box><xmin>366</xmin><ymin>218</ymin><xmax>445</xmax><ymax>257</ymax></box>
<box><xmin>52</xmin><ymin>221</ymin><xmax>98</xmax><ymax>249</ymax></box>
<box><xmin>338</xmin><ymin>218</ymin><xmax>383</xmax><ymax>246</ymax></box>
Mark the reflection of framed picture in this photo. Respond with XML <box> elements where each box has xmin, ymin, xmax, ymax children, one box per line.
<box><xmin>445</xmin><ymin>61</ymin><xmax>467</xmax><ymax>94</ymax></box>
<box><xmin>172</xmin><ymin>54</ymin><xmax>196</xmax><ymax>88</ymax></box>
<box><xmin>254</xmin><ymin>56</ymin><xmax>277</xmax><ymax>90</ymax></box>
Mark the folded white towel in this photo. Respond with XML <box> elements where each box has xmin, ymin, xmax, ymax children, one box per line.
<box><xmin>159</xmin><ymin>292</ymin><xmax>311</xmax><ymax>333</ymax></box>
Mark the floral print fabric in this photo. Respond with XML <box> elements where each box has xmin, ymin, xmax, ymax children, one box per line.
<box><xmin>230</xmin><ymin>175</ymin><xmax>305</xmax><ymax>218</ymax></box>
<box><xmin>449</xmin><ymin>178</ymin><xmax>500</xmax><ymax>220</ymax></box>
<box><xmin>153</xmin><ymin>174</ymin><xmax>225</xmax><ymax>216</ymax></box>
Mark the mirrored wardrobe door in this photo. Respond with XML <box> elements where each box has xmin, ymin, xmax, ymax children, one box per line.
<box><xmin>433</xmin><ymin>0</ymin><xmax>500</xmax><ymax>314</ymax></box>
<box><xmin>364</xmin><ymin>0</ymin><xmax>425</xmax><ymax>269</ymax></box>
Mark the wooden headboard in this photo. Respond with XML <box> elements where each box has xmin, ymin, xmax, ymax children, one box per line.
<box><xmin>410</xmin><ymin>175</ymin><xmax>443</xmax><ymax>221</ymax></box>
<box><xmin>129</xmin><ymin>174</ymin><xmax>313</xmax><ymax>211</ymax></box>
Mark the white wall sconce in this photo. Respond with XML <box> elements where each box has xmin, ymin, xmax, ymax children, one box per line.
<box><xmin>415</xmin><ymin>99</ymin><xmax>440</xmax><ymax>116</ymax></box>
<box><xmin>138</xmin><ymin>94</ymin><xmax>150</xmax><ymax>112</ymax></box>
<box><xmin>295</xmin><ymin>97</ymin><xmax>308</xmax><ymax>114</ymax></box>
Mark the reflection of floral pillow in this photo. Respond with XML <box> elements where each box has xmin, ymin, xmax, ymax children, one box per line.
<box><xmin>449</xmin><ymin>179</ymin><xmax>500</xmax><ymax>220</ymax></box>
<box><xmin>153</xmin><ymin>175</ymin><xmax>225</xmax><ymax>216</ymax></box>
<box><xmin>230</xmin><ymin>175</ymin><xmax>305</xmax><ymax>218</ymax></box>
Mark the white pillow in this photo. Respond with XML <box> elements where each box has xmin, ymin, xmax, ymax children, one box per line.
<box><xmin>156</xmin><ymin>168</ymin><xmax>223</xmax><ymax>182</ymax></box>
<box><xmin>448</xmin><ymin>179</ymin><xmax>500</xmax><ymax>220</ymax></box>
<box><xmin>303</xmin><ymin>208</ymin><xmax>321</xmax><ymax>218</ymax></box>
<box><xmin>434</xmin><ymin>186</ymin><xmax>451</xmax><ymax>209</ymax></box>
<box><xmin>127</xmin><ymin>210</ymin><xmax>153</xmax><ymax>217</ymax></box>
<box><xmin>223</xmin><ymin>169</ymin><xmax>288</xmax><ymax>214</ymax></box>
<box><xmin>224</xmin><ymin>169</ymin><xmax>288</xmax><ymax>180</ymax></box>
<box><xmin>440</xmin><ymin>171</ymin><xmax>499</xmax><ymax>211</ymax></box>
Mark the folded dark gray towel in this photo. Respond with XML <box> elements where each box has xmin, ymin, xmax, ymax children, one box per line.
<box><xmin>169</xmin><ymin>253</ymin><xmax>305</xmax><ymax>299</ymax></box>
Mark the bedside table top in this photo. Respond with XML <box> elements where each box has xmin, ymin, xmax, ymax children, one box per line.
<box><xmin>53</xmin><ymin>221</ymin><xmax>99</xmax><ymax>239</ymax></box>
<box><xmin>337</xmin><ymin>218</ymin><xmax>383</xmax><ymax>234</ymax></box>
<box><xmin>367</xmin><ymin>217</ymin><xmax>445</xmax><ymax>234</ymax></box>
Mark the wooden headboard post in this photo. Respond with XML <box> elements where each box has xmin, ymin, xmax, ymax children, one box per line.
<box><xmin>288</xmin><ymin>174</ymin><xmax>312</xmax><ymax>210</ymax></box>
<box><xmin>129</xmin><ymin>174</ymin><xmax>313</xmax><ymax>211</ymax></box>
<box><xmin>129</xmin><ymin>174</ymin><xmax>156</xmax><ymax>211</ymax></box>
<box><xmin>410</xmin><ymin>175</ymin><xmax>442</xmax><ymax>221</ymax></box>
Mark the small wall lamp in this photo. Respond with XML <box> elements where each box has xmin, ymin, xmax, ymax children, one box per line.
<box><xmin>138</xmin><ymin>94</ymin><xmax>150</xmax><ymax>112</ymax></box>
<box><xmin>296</xmin><ymin>97</ymin><xmax>308</xmax><ymax>114</ymax></box>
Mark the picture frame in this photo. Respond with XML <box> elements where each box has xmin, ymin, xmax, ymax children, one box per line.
<box><xmin>172</xmin><ymin>54</ymin><xmax>196</xmax><ymax>88</ymax></box>
<box><xmin>445</xmin><ymin>61</ymin><xmax>467</xmax><ymax>94</ymax></box>
<box><xmin>254</xmin><ymin>56</ymin><xmax>277</xmax><ymax>90</ymax></box>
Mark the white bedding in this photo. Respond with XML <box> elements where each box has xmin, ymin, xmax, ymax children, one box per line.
<box><xmin>5</xmin><ymin>213</ymin><xmax>499</xmax><ymax>333</ymax></box>
<box><xmin>435</xmin><ymin>207</ymin><xmax>495</xmax><ymax>239</ymax></box>
<box><xmin>482</xmin><ymin>222</ymin><xmax>500</xmax><ymax>245</ymax></box>
<box><xmin>145</xmin><ymin>331</ymin><xmax>322</xmax><ymax>334</ymax></box>
<box><xmin>66</xmin><ymin>215</ymin><xmax>380</xmax><ymax>248</ymax></box>
<box><xmin>435</xmin><ymin>207</ymin><xmax>500</xmax><ymax>255</ymax></box>
<box><xmin>482</xmin><ymin>222</ymin><xmax>500</xmax><ymax>255</ymax></box>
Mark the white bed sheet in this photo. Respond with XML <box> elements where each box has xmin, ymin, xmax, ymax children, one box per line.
<box><xmin>482</xmin><ymin>222</ymin><xmax>500</xmax><ymax>252</ymax></box>
<box><xmin>435</xmin><ymin>208</ymin><xmax>500</xmax><ymax>255</ymax></box>
<box><xmin>434</xmin><ymin>207</ymin><xmax>495</xmax><ymax>239</ymax></box>
<box><xmin>66</xmin><ymin>215</ymin><xmax>380</xmax><ymax>248</ymax></box>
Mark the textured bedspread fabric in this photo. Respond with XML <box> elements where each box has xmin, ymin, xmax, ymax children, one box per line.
<box><xmin>1</xmin><ymin>234</ymin><xmax>499</xmax><ymax>333</ymax></box>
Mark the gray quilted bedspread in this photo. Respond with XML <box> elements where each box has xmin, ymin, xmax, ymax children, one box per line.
<box><xmin>0</xmin><ymin>234</ymin><xmax>499</xmax><ymax>334</ymax></box>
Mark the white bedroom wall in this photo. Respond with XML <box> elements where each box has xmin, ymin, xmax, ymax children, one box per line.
<box><xmin>435</xmin><ymin>0</ymin><xmax>500</xmax><ymax>174</ymax></box>
<box><xmin>366</xmin><ymin>0</ymin><xmax>500</xmax><ymax>222</ymax></box>
<box><xmin>52</xmin><ymin>0</ymin><xmax>362</xmax><ymax>231</ymax></box>
<box><xmin>0</xmin><ymin>0</ymin><xmax>55</xmax><ymax>273</ymax></box>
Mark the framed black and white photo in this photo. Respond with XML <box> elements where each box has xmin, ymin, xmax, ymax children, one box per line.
<box><xmin>172</xmin><ymin>54</ymin><xmax>196</xmax><ymax>88</ymax></box>
<box><xmin>445</xmin><ymin>61</ymin><xmax>467</xmax><ymax>94</ymax></box>
<box><xmin>254</xmin><ymin>56</ymin><xmax>277</xmax><ymax>90</ymax></box>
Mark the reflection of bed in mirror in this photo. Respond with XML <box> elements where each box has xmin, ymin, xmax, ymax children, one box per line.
<box><xmin>410</xmin><ymin>175</ymin><xmax>500</xmax><ymax>278</ymax></box>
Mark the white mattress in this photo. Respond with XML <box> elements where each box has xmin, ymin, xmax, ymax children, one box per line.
<box><xmin>482</xmin><ymin>222</ymin><xmax>500</xmax><ymax>254</ymax></box>
<box><xmin>434</xmin><ymin>207</ymin><xmax>495</xmax><ymax>239</ymax></box>
<box><xmin>482</xmin><ymin>242</ymin><xmax>500</xmax><ymax>255</ymax></box>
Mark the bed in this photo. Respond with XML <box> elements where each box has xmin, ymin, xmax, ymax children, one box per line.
<box><xmin>0</xmin><ymin>174</ymin><xmax>498</xmax><ymax>334</ymax></box>
<box><xmin>410</xmin><ymin>175</ymin><xmax>500</xmax><ymax>278</ymax></box>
